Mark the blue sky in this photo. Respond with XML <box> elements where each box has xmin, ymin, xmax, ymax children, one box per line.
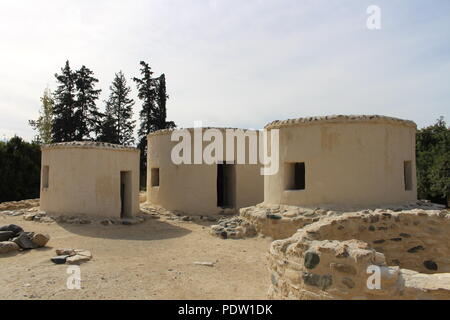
<box><xmin>0</xmin><ymin>0</ymin><xmax>449</xmax><ymax>141</ymax></box>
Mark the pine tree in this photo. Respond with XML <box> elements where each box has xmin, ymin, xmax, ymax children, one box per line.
<box><xmin>133</xmin><ymin>61</ymin><xmax>175</xmax><ymax>187</ymax></box>
<box><xmin>99</xmin><ymin>71</ymin><xmax>135</xmax><ymax>145</ymax></box>
<box><xmin>98</xmin><ymin>110</ymin><xmax>118</xmax><ymax>144</ymax></box>
<box><xmin>29</xmin><ymin>87</ymin><xmax>54</xmax><ymax>144</ymax></box>
<box><xmin>52</xmin><ymin>60</ymin><xmax>76</xmax><ymax>142</ymax></box>
<box><xmin>74</xmin><ymin>65</ymin><xmax>102</xmax><ymax>140</ymax></box>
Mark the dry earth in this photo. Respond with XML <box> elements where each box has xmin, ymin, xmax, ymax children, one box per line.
<box><xmin>0</xmin><ymin>212</ymin><xmax>271</xmax><ymax>300</ymax></box>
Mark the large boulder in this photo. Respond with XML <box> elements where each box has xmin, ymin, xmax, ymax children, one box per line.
<box><xmin>0</xmin><ymin>231</ymin><xmax>14</xmax><ymax>242</ymax></box>
<box><xmin>12</xmin><ymin>232</ymin><xmax>39</xmax><ymax>249</ymax></box>
<box><xmin>31</xmin><ymin>233</ymin><xmax>50</xmax><ymax>247</ymax></box>
<box><xmin>0</xmin><ymin>241</ymin><xmax>20</xmax><ymax>254</ymax></box>
<box><xmin>0</xmin><ymin>224</ymin><xmax>24</xmax><ymax>237</ymax></box>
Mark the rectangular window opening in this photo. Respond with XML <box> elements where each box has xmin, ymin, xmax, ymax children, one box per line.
<box><xmin>285</xmin><ymin>162</ymin><xmax>305</xmax><ymax>190</ymax></box>
<box><xmin>42</xmin><ymin>166</ymin><xmax>49</xmax><ymax>189</ymax></box>
<box><xmin>151</xmin><ymin>168</ymin><xmax>160</xmax><ymax>187</ymax></box>
<box><xmin>404</xmin><ymin>161</ymin><xmax>412</xmax><ymax>191</ymax></box>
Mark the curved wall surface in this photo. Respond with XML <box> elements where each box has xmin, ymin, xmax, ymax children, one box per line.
<box><xmin>263</xmin><ymin>115</ymin><xmax>417</xmax><ymax>209</ymax></box>
<box><xmin>147</xmin><ymin>128</ymin><xmax>264</xmax><ymax>215</ymax></box>
<box><xmin>40</xmin><ymin>142</ymin><xmax>140</xmax><ymax>218</ymax></box>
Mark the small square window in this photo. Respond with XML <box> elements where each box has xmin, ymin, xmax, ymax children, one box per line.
<box><xmin>42</xmin><ymin>165</ymin><xmax>49</xmax><ymax>189</ymax></box>
<box><xmin>285</xmin><ymin>162</ymin><xmax>305</xmax><ymax>190</ymax></box>
<box><xmin>151</xmin><ymin>168</ymin><xmax>160</xmax><ymax>187</ymax></box>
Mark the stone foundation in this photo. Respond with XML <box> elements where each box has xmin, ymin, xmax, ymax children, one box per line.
<box><xmin>239</xmin><ymin>204</ymin><xmax>336</xmax><ymax>240</ymax></box>
<box><xmin>0</xmin><ymin>199</ymin><xmax>39</xmax><ymax>212</ymax></box>
<box><xmin>210</xmin><ymin>216</ymin><xmax>257</xmax><ymax>239</ymax></box>
<box><xmin>268</xmin><ymin>208</ymin><xmax>450</xmax><ymax>299</ymax></box>
<box><xmin>240</xmin><ymin>201</ymin><xmax>445</xmax><ymax>240</ymax></box>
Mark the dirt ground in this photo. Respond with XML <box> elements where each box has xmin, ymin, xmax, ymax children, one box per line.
<box><xmin>0</xmin><ymin>213</ymin><xmax>272</xmax><ymax>300</ymax></box>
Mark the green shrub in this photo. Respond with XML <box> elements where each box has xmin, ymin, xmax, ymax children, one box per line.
<box><xmin>416</xmin><ymin>117</ymin><xmax>450</xmax><ymax>206</ymax></box>
<box><xmin>0</xmin><ymin>136</ymin><xmax>41</xmax><ymax>202</ymax></box>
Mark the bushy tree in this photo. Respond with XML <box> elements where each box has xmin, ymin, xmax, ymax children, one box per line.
<box><xmin>29</xmin><ymin>87</ymin><xmax>54</xmax><ymax>144</ymax></box>
<box><xmin>0</xmin><ymin>136</ymin><xmax>41</xmax><ymax>202</ymax></box>
<box><xmin>416</xmin><ymin>116</ymin><xmax>450</xmax><ymax>206</ymax></box>
<box><xmin>99</xmin><ymin>71</ymin><xmax>135</xmax><ymax>145</ymax></box>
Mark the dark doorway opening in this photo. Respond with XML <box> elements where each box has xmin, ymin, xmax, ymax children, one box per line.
<box><xmin>217</xmin><ymin>163</ymin><xmax>236</xmax><ymax>208</ymax></box>
<box><xmin>120</xmin><ymin>171</ymin><xmax>132</xmax><ymax>218</ymax></box>
<box><xmin>285</xmin><ymin>162</ymin><xmax>306</xmax><ymax>190</ymax></box>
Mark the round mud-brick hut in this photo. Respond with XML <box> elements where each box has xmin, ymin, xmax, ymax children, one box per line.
<box><xmin>147</xmin><ymin>128</ymin><xmax>264</xmax><ymax>215</ymax></box>
<box><xmin>263</xmin><ymin>115</ymin><xmax>417</xmax><ymax>210</ymax></box>
<box><xmin>40</xmin><ymin>141</ymin><xmax>140</xmax><ymax>218</ymax></box>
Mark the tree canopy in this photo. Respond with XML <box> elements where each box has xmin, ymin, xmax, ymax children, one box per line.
<box><xmin>29</xmin><ymin>87</ymin><xmax>54</xmax><ymax>144</ymax></box>
<box><xmin>416</xmin><ymin>116</ymin><xmax>450</xmax><ymax>205</ymax></box>
<box><xmin>52</xmin><ymin>60</ymin><xmax>102</xmax><ymax>142</ymax></box>
<box><xmin>133</xmin><ymin>61</ymin><xmax>176</xmax><ymax>187</ymax></box>
<box><xmin>0</xmin><ymin>136</ymin><xmax>41</xmax><ymax>202</ymax></box>
<box><xmin>99</xmin><ymin>71</ymin><xmax>135</xmax><ymax>145</ymax></box>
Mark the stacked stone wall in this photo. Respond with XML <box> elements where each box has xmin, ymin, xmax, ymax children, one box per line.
<box><xmin>268</xmin><ymin>209</ymin><xmax>450</xmax><ymax>300</ymax></box>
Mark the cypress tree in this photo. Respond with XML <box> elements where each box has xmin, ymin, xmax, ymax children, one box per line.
<box><xmin>155</xmin><ymin>74</ymin><xmax>175</xmax><ymax>130</ymax></box>
<box><xmin>133</xmin><ymin>61</ymin><xmax>175</xmax><ymax>187</ymax></box>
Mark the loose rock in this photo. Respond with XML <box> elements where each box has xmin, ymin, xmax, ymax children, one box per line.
<box><xmin>51</xmin><ymin>255</ymin><xmax>69</xmax><ymax>264</ymax></box>
<box><xmin>12</xmin><ymin>232</ymin><xmax>39</xmax><ymax>249</ymax></box>
<box><xmin>0</xmin><ymin>231</ymin><xmax>14</xmax><ymax>242</ymax></box>
<box><xmin>56</xmin><ymin>248</ymin><xmax>76</xmax><ymax>256</ymax></box>
<box><xmin>31</xmin><ymin>233</ymin><xmax>50</xmax><ymax>247</ymax></box>
<box><xmin>194</xmin><ymin>261</ymin><xmax>215</xmax><ymax>267</ymax></box>
<box><xmin>64</xmin><ymin>249</ymin><xmax>93</xmax><ymax>265</ymax></box>
<box><xmin>0</xmin><ymin>224</ymin><xmax>24</xmax><ymax>237</ymax></box>
<box><xmin>66</xmin><ymin>254</ymin><xmax>91</xmax><ymax>265</ymax></box>
<box><xmin>0</xmin><ymin>241</ymin><xmax>20</xmax><ymax>254</ymax></box>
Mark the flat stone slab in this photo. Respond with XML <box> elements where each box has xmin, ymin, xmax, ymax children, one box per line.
<box><xmin>66</xmin><ymin>254</ymin><xmax>91</xmax><ymax>265</ymax></box>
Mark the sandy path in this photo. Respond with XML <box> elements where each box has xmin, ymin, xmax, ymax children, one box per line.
<box><xmin>0</xmin><ymin>214</ymin><xmax>272</xmax><ymax>300</ymax></box>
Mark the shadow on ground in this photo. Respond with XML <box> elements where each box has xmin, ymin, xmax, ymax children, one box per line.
<box><xmin>0</xmin><ymin>246</ymin><xmax>53</xmax><ymax>259</ymax></box>
<box><xmin>54</xmin><ymin>218</ymin><xmax>192</xmax><ymax>241</ymax></box>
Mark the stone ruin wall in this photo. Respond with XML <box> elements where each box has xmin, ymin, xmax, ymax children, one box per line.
<box><xmin>239</xmin><ymin>204</ymin><xmax>327</xmax><ymax>240</ymax></box>
<box><xmin>238</xmin><ymin>201</ymin><xmax>444</xmax><ymax>240</ymax></box>
<box><xmin>268</xmin><ymin>209</ymin><xmax>450</xmax><ymax>300</ymax></box>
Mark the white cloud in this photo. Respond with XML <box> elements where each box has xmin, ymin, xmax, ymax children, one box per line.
<box><xmin>0</xmin><ymin>0</ymin><xmax>449</xmax><ymax>141</ymax></box>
